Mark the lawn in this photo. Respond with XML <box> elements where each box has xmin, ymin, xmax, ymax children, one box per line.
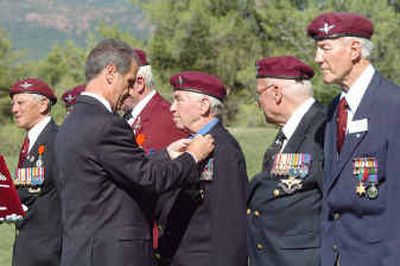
<box><xmin>0</xmin><ymin>126</ymin><xmax>276</xmax><ymax>264</ymax></box>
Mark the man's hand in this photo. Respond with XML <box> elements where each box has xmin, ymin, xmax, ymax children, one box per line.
<box><xmin>167</xmin><ymin>138</ymin><xmax>192</xmax><ymax>159</ymax></box>
<box><xmin>186</xmin><ymin>134</ymin><xmax>214</xmax><ymax>163</ymax></box>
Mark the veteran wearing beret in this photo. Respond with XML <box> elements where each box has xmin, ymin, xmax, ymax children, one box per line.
<box><xmin>156</xmin><ymin>71</ymin><xmax>248</xmax><ymax>266</ymax></box>
<box><xmin>61</xmin><ymin>84</ymin><xmax>85</xmax><ymax>117</ymax></box>
<box><xmin>10</xmin><ymin>78</ymin><xmax>62</xmax><ymax>266</ymax></box>
<box><xmin>55</xmin><ymin>39</ymin><xmax>214</xmax><ymax>266</ymax></box>
<box><xmin>247</xmin><ymin>56</ymin><xmax>326</xmax><ymax>266</ymax></box>
<box><xmin>307</xmin><ymin>12</ymin><xmax>400</xmax><ymax>266</ymax></box>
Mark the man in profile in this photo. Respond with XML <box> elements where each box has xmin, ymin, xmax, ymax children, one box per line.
<box><xmin>56</xmin><ymin>39</ymin><xmax>214</xmax><ymax>266</ymax></box>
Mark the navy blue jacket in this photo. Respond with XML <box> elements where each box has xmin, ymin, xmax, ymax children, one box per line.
<box><xmin>322</xmin><ymin>72</ymin><xmax>400</xmax><ymax>266</ymax></box>
<box><xmin>248</xmin><ymin>101</ymin><xmax>326</xmax><ymax>266</ymax></box>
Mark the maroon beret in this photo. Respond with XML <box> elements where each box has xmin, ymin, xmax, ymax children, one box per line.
<box><xmin>307</xmin><ymin>12</ymin><xmax>374</xmax><ymax>40</ymax></box>
<box><xmin>9</xmin><ymin>78</ymin><xmax>57</xmax><ymax>105</ymax></box>
<box><xmin>134</xmin><ymin>48</ymin><xmax>149</xmax><ymax>66</ymax></box>
<box><xmin>62</xmin><ymin>84</ymin><xmax>85</xmax><ymax>106</ymax></box>
<box><xmin>256</xmin><ymin>56</ymin><xmax>314</xmax><ymax>80</ymax></box>
<box><xmin>170</xmin><ymin>71</ymin><xmax>226</xmax><ymax>101</ymax></box>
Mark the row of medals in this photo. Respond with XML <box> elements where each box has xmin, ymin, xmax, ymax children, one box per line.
<box><xmin>270</xmin><ymin>153</ymin><xmax>311</xmax><ymax>196</ymax></box>
<box><xmin>353</xmin><ymin>157</ymin><xmax>379</xmax><ymax>199</ymax></box>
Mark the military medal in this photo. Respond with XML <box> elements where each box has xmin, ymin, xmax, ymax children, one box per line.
<box><xmin>200</xmin><ymin>158</ymin><xmax>214</xmax><ymax>181</ymax></box>
<box><xmin>352</xmin><ymin>157</ymin><xmax>379</xmax><ymax>199</ymax></box>
<box><xmin>271</xmin><ymin>153</ymin><xmax>312</xmax><ymax>195</ymax></box>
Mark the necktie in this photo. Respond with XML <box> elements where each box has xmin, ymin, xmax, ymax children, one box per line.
<box><xmin>17</xmin><ymin>136</ymin><xmax>30</xmax><ymax>168</ymax></box>
<box><xmin>262</xmin><ymin>129</ymin><xmax>286</xmax><ymax>172</ymax></box>
<box><xmin>336</xmin><ymin>97</ymin><xmax>348</xmax><ymax>153</ymax></box>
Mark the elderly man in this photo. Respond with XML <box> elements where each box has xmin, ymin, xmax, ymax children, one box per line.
<box><xmin>120</xmin><ymin>48</ymin><xmax>187</xmax><ymax>153</ymax></box>
<box><xmin>307</xmin><ymin>12</ymin><xmax>400</xmax><ymax>265</ymax></box>
<box><xmin>55</xmin><ymin>39</ymin><xmax>214</xmax><ymax>266</ymax></box>
<box><xmin>10</xmin><ymin>78</ymin><xmax>62</xmax><ymax>266</ymax></box>
<box><xmin>157</xmin><ymin>71</ymin><xmax>248</xmax><ymax>266</ymax></box>
<box><xmin>247</xmin><ymin>56</ymin><xmax>326</xmax><ymax>266</ymax></box>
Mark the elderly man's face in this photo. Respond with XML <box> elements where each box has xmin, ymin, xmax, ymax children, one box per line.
<box><xmin>170</xmin><ymin>90</ymin><xmax>202</xmax><ymax>133</ymax></box>
<box><xmin>257</xmin><ymin>78</ymin><xmax>281</xmax><ymax>125</ymax></box>
<box><xmin>11</xmin><ymin>93</ymin><xmax>48</xmax><ymax>130</ymax></box>
<box><xmin>314</xmin><ymin>38</ymin><xmax>354</xmax><ymax>86</ymax></box>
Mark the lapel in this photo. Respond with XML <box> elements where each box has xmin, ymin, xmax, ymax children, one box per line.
<box><xmin>283</xmin><ymin>102</ymin><xmax>323</xmax><ymax>153</ymax></box>
<box><xmin>325</xmin><ymin>73</ymin><xmax>380</xmax><ymax>192</ymax></box>
<box><xmin>24</xmin><ymin>120</ymin><xmax>56</xmax><ymax>168</ymax></box>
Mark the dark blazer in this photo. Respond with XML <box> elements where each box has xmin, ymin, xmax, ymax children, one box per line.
<box><xmin>13</xmin><ymin>119</ymin><xmax>62</xmax><ymax>266</ymax></box>
<box><xmin>55</xmin><ymin>95</ymin><xmax>198</xmax><ymax>266</ymax></box>
<box><xmin>322</xmin><ymin>72</ymin><xmax>400</xmax><ymax>266</ymax></box>
<box><xmin>158</xmin><ymin>121</ymin><xmax>249</xmax><ymax>266</ymax></box>
<box><xmin>247</xmin><ymin>101</ymin><xmax>326</xmax><ymax>266</ymax></box>
<box><xmin>135</xmin><ymin>92</ymin><xmax>188</xmax><ymax>153</ymax></box>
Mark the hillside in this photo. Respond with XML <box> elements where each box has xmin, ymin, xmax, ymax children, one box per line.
<box><xmin>0</xmin><ymin>0</ymin><xmax>150</xmax><ymax>59</ymax></box>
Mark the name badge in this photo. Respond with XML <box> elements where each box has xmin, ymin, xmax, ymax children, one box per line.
<box><xmin>348</xmin><ymin>118</ymin><xmax>368</xmax><ymax>134</ymax></box>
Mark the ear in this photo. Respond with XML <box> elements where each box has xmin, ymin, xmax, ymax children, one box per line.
<box><xmin>38</xmin><ymin>98</ymin><xmax>50</xmax><ymax>114</ymax></box>
<box><xmin>105</xmin><ymin>64</ymin><xmax>118</xmax><ymax>84</ymax></box>
<box><xmin>135</xmin><ymin>75</ymin><xmax>146</xmax><ymax>94</ymax></box>
<box><xmin>350</xmin><ymin>39</ymin><xmax>362</xmax><ymax>61</ymax></box>
<box><xmin>272</xmin><ymin>85</ymin><xmax>283</xmax><ymax>104</ymax></box>
<box><xmin>199</xmin><ymin>97</ymin><xmax>211</xmax><ymax>116</ymax></box>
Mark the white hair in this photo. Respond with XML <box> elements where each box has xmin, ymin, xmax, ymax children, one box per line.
<box><xmin>344</xmin><ymin>36</ymin><xmax>373</xmax><ymax>59</ymax></box>
<box><xmin>137</xmin><ymin>65</ymin><xmax>154</xmax><ymax>89</ymax></box>
<box><xmin>186</xmin><ymin>91</ymin><xmax>224</xmax><ymax>117</ymax></box>
<box><xmin>31</xmin><ymin>93</ymin><xmax>51</xmax><ymax>112</ymax></box>
<box><xmin>272</xmin><ymin>78</ymin><xmax>313</xmax><ymax>98</ymax></box>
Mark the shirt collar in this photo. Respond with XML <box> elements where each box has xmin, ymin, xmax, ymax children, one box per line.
<box><xmin>27</xmin><ymin>116</ymin><xmax>51</xmax><ymax>152</ymax></box>
<box><xmin>342</xmin><ymin>64</ymin><xmax>375</xmax><ymax>113</ymax></box>
<box><xmin>282</xmin><ymin>97</ymin><xmax>315</xmax><ymax>141</ymax></box>
<box><xmin>129</xmin><ymin>90</ymin><xmax>156</xmax><ymax>123</ymax></box>
<box><xmin>193</xmin><ymin>118</ymin><xmax>219</xmax><ymax>137</ymax></box>
<box><xmin>81</xmin><ymin>92</ymin><xmax>112</xmax><ymax>113</ymax></box>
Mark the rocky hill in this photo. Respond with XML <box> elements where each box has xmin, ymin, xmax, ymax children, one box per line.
<box><xmin>0</xmin><ymin>0</ymin><xmax>150</xmax><ymax>59</ymax></box>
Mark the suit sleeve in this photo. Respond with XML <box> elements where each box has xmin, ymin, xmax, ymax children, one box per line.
<box><xmin>97</xmin><ymin>116</ymin><xmax>199</xmax><ymax>195</ymax></box>
<box><xmin>211</xmin><ymin>143</ymin><xmax>249</xmax><ymax>266</ymax></box>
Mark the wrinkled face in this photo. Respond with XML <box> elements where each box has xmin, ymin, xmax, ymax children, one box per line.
<box><xmin>170</xmin><ymin>90</ymin><xmax>202</xmax><ymax>133</ymax></box>
<box><xmin>11</xmin><ymin>93</ymin><xmax>48</xmax><ymax>130</ymax></box>
<box><xmin>256</xmin><ymin>78</ymin><xmax>279</xmax><ymax>124</ymax></box>
<box><xmin>314</xmin><ymin>38</ymin><xmax>353</xmax><ymax>85</ymax></box>
<box><xmin>113</xmin><ymin>61</ymin><xmax>138</xmax><ymax>110</ymax></box>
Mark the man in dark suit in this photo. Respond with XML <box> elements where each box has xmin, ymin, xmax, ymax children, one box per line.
<box><xmin>247</xmin><ymin>56</ymin><xmax>326</xmax><ymax>266</ymax></box>
<box><xmin>55</xmin><ymin>39</ymin><xmax>214</xmax><ymax>266</ymax></box>
<box><xmin>120</xmin><ymin>48</ymin><xmax>187</xmax><ymax>153</ymax></box>
<box><xmin>10</xmin><ymin>78</ymin><xmax>62</xmax><ymax>266</ymax></box>
<box><xmin>157</xmin><ymin>71</ymin><xmax>248</xmax><ymax>266</ymax></box>
<box><xmin>307</xmin><ymin>12</ymin><xmax>400</xmax><ymax>266</ymax></box>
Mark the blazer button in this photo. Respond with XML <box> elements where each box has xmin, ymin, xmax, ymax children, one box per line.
<box><xmin>254</xmin><ymin>210</ymin><xmax>261</xmax><ymax>217</ymax></box>
<box><xmin>247</xmin><ymin>208</ymin><xmax>251</xmax><ymax>215</ymax></box>
<box><xmin>333</xmin><ymin>213</ymin><xmax>340</xmax><ymax>221</ymax></box>
<box><xmin>256</xmin><ymin>243</ymin><xmax>264</xmax><ymax>250</ymax></box>
<box><xmin>332</xmin><ymin>244</ymin><xmax>338</xmax><ymax>252</ymax></box>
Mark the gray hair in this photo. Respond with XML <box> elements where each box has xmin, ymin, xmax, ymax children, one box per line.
<box><xmin>137</xmin><ymin>65</ymin><xmax>155</xmax><ymax>89</ymax></box>
<box><xmin>344</xmin><ymin>36</ymin><xmax>373</xmax><ymax>60</ymax></box>
<box><xmin>275</xmin><ymin>78</ymin><xmax>313</xmax><ymax>99</ymax></box>
<box><xmin>85</xmin><ymin>38</ymin><xmax>139</xmax><ymax>82</ymax></box>
<box><xmin>186</xmin><ymin>92</ymin><xmax>224</xmax><ymax>117</ymax></box>
<box><xmin>31</xmin><ymin>93</ymin><xmax>51</xmax><ymax>113</ymax></box>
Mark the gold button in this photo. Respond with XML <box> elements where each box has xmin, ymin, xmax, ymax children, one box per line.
<box><xmin>246</xmin><ymin>208</ymin><xmax>251</xmax><ymax>215</ymax></box>
<box><xmin>254</xmin><ymin>210</ymin><xmax>260</xmax><ymax>217</ymax></box>
<box><xmin>334</xmin><ymin>213</ymin><xmax>340</xmax><ymax>220</ymax></box>
<box><xmin>273</xmin><ymin>189</ymin><xmax>280</xmax><ymax>197</ymax></box>
<box><xmin>256</xmin><ymin>243</ymin><xmax>263</xmax><ymax>250</ymax></box>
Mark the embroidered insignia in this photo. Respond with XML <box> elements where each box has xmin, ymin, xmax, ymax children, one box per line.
<box><xmin>319</xmin><ymin>22</ymin><xmax>335</xmax><ymax>34</ymax></box>
<box><xmin>178</xmin><ymin>76</ymin><xmax>184</xmax><ymax>86</ymax></box>
<box><xmin>20</xmin><ymin>81</ymin><xmax>33</xmax><ymax>89</ymax></box>
<box><xmin>64</xmin><ymin>94</ymin><xmax>75</xmax><ymax>103</ymax></box>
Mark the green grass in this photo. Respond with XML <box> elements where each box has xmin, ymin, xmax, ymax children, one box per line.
<box><xmin>0</xmin><ymin>126</ymin><xmax>276</xmax><ymax>264</ymax></box>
